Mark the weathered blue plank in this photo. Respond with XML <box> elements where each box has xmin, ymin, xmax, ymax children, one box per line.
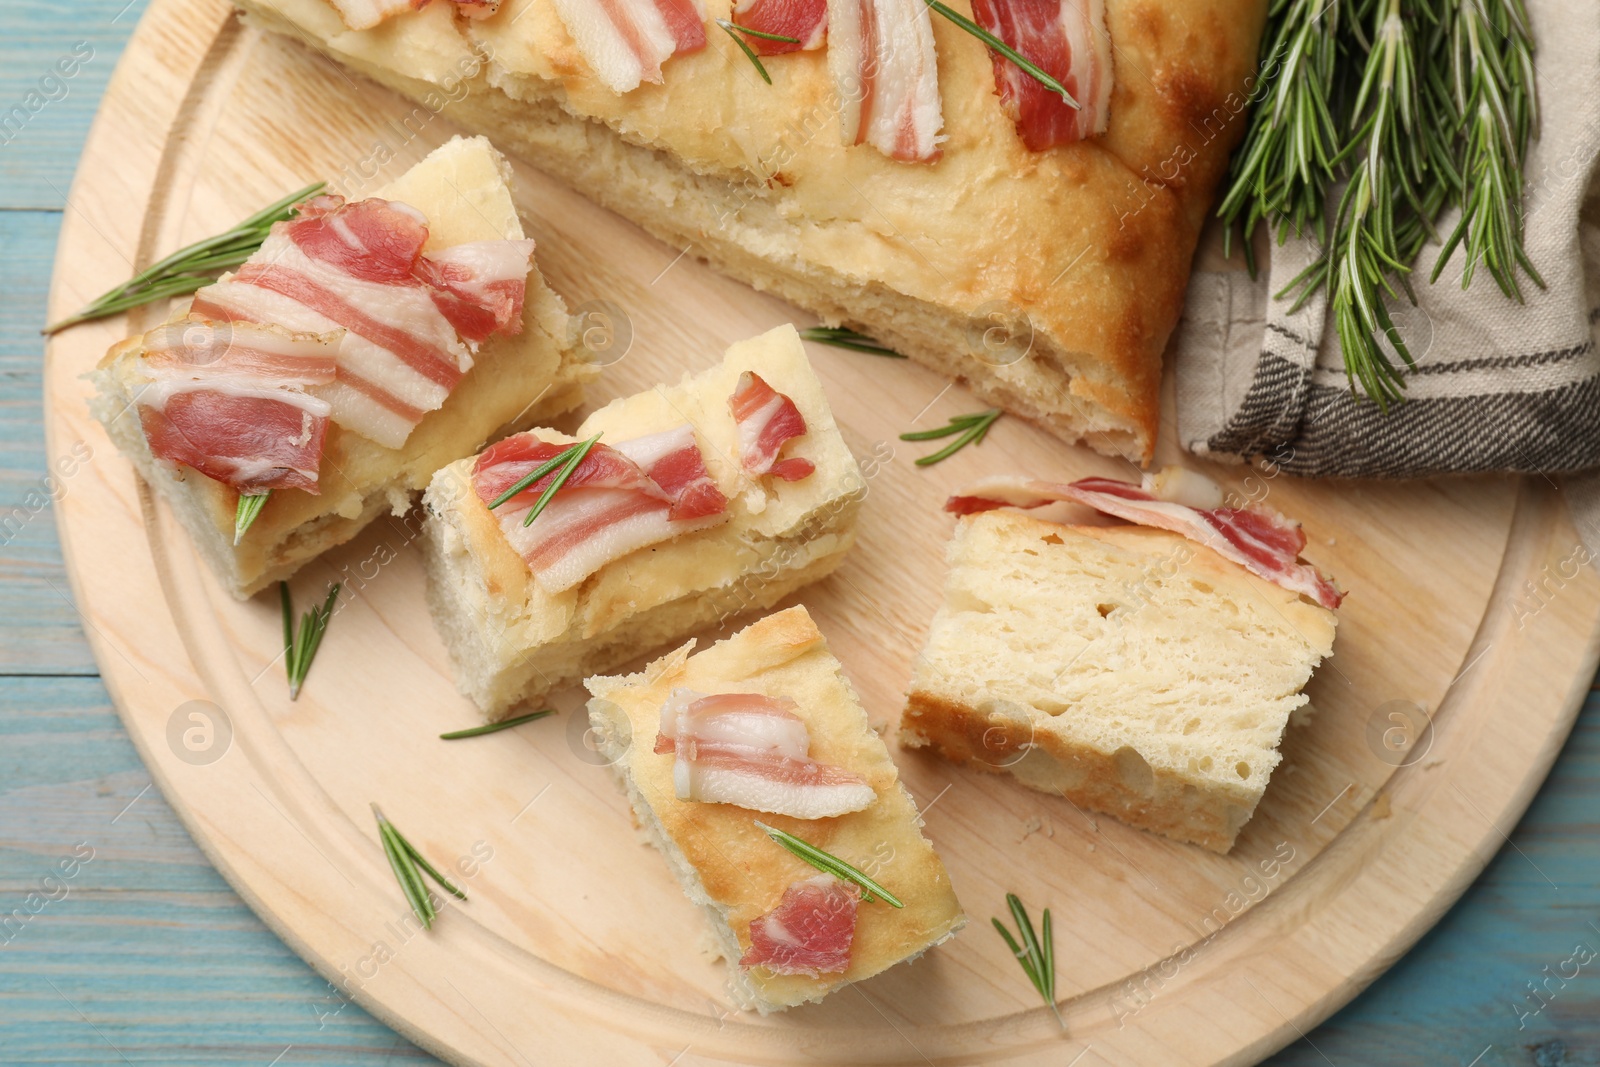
<box><xmin>0</xmin><ymin>0</ymin><xmax>152</xmax><ymax>209</ymax></box>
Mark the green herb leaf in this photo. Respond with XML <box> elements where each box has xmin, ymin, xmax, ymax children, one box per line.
<box><xmin>520</xmin><ymin>434</ymin><xmax>601</xmax><ymax>527</ymax></box>
<box><xmin>44</xmin><ymin>182</ymin><xmax>326</xmax><ymax>335</ymax></box>
<box><xmin>798</xmin><ymin>326</ymin><xmax>907</xmax><ymax>358</ymax></box>
<box><xmin>993</xmin><ymin>893</ymin><xmax>1064</xmax><ymax>1028</ymax></box>
<box><xmin>439</xmin><ymin>709</ymin><xmax>556</xmax><ymax>740</ymax></box>
<box><xmin>923</xmin><ymin>0</ymin><xmax>1079</xmax><ymax>108</ymax></box>
<box><xmin>372</xmin><ymin>805</ymin><xmax>468</xmax><ymax>930</ymax></box>
<box><xmin>280</xmin><ymin>581</ymin><xmax>341</xmax><ymax>701</ymax></box>
<box><xmin>900</xmin><ymin>409</ymin><xmax>1001</xmax><ymax>465</ymax></box>
<box><xmin>717</xmin><ymin>18</ymin><xmax>777</xmax><ymax>84</ymax></box>
<box><xmin>234</xmin><ymin>491</ymin><xmax>270</xmax><ymax>546</ymax></box>
<box><xmin>753</xmin><ymin>821</ymin><xmax>904</xmax><ymax>907</ymax></box>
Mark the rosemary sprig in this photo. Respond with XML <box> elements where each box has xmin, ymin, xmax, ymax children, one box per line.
<box><xmin>993</xmin><ymin>893</ymin><xmax>1063</xmax><ymax>1028</ymax></box>
<box><xmin>280</xmin><ymin>581</ymin><xmax>340</xmax><ymax>700</ymax></box>
<box><xmin>372</xmin><ymin>805</ymin><xmax>467</xmax><ymax>930</ymax></box>
<box><xmin>1430</xmin><ymin>0</ymin><xmax>1543</xmax><ymax>300</ymax></box>
<box><xmin>923</xmin><ymin>0</ymin><xmax>1079</xmax><ymax>108</ymax></box>
<box><xmin>484</xmin><ymin>434</ymin><xmax>602</xmax><ymax>526</ymax></box>
<box><xmin>753</xmin><ymin>821</ymin><xmax>904</xmax><ymax>907</ymax></box>
<box><xmin>798</xmin><ymin>326</ymin><xmax>907</xmax><ymax>358</ymax></box>
<box><xmin>235</xmin><ymin>491</ymin><xmax>270</xmax><ymax>545</ymax></box>
<box><xmin>1218</xmin><ymin>0</ymin><xmax>1540</xmax><ymax>405</ymax></box>
<box><xmin>900</xmin><ymin>408</ymin><xmax>1002</xmax><ymax>466</ymax></box>
<box><xmin>439</xmin><ymin>709</ymin><xmax>555</xmax><ymax>739</ymax></box>
<box><xmin>716</xmin><ymin>19</ymin><xmax>800</xmax><ymax>85</ymax></box>
<box><xmin>43</xmin><ymin>182</ymin><xmax>325</xmax><ymax>335</ymax></box>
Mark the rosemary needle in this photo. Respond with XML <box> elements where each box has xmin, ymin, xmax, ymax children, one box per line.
<box><xmin>900</xmin><ymin>408</ymin><xmax>1002</xmax><ymax>466</ymax></box>
<box><xmin>280</xmin><ymin>581</ymin><xmax>341</xmax><ymax>701</ymax></box>
<box><xmin>753</xmin><ymin>821</ymin><xmax>905</xmax><ymax>907</ymax></box>
<box><xmin>234</xmin><ymin>491</ymin><xmax>270</xmax><ymax>545</ymax></box>
<box><xmin>993</xmin><ymin>893</ymin><xmax>1064</xmax><ymax>1028</ymax></box>
<box><xmin>923</xmin><ymin>0</ymin><xmax>1079</xmax><ymax>108</ymax></box>
<box><xmin>44</xmin><ymin>182</ymin><xmax>326</xmax><ymax>334</ymax></box>
<box><xmin>798</xmin><ymin>326</ymin><xmax>907</xmax><ymax>358</ymax></box>
<box><xmin>372</xmin><ymin>805</ymin><xmax>467</xmax><ymax>930</ymax></box>
<box><xmin>484</xmin><ymin>434</ymin><xmax>602</xmax><ymax>527</ymax></box>
<box><xmin>439</xmin><ymin>709</ymin><xmax>555</xmax><ymax>739</ymax></box>
<box><xmin>717</xmin><ymin>19</ymin><xmax>779</xmax><ymax>84</ymax></box>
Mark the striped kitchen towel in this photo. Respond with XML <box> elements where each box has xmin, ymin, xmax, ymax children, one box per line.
<box><xmin>1173</xmin><ymin>0</ymin><xmax>1600</xmax><ymax>481</ymax></box>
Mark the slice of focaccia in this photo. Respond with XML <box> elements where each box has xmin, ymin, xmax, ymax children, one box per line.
<box><xmin>901</xmin><ymin>510</ymin><xmax>1337</xmax><ymax>853</ymax></box>
<box><xmin>90</xmin><ymin>135</ymin><xmax>593</xmax><ymax>599</ymax></box>
<box><xmin>586</xmin><ymin>606</ymin><xmax>965</xmax><ymax>1013</ymax></box>
<box><xmin>230</xmin><ymin>0</ymin><xmax>1267</xmax><ymax>462</ymax></box>
<box><xmin>421</xmin><ymin>324</ymin><xmax>862</xmax><ymax>718</ymax></box>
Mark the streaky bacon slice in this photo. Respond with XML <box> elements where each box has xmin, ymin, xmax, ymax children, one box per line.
<box><xmin>134</xmin><ymin>320</ymin><xmax>338</xmax><ymax>494</ymax></box>
<box><xmin>971</xmin><ymin>0</ymin><xmax>1112</xmax><ymax>150</ymax></box>
<box><xmin>471</xmin><ymin>429</ymin><xmax>729</xmax><ymax>592</ymax></box>
<box><xmin>946</xmin><ymin>475</ymin><xmax>1344</xmax><ymax>609</ymax></box>
<box><xmin>729</xmin><ymin>372</ymin><xmax>815</xmax><ymax>482</ymax></box>
<box><xmin>732</xmin><ymin>0</ymin><xmax>827</xmax><ymax>54</ymax></box>
<box><xmin>190</xmin><ymin>195</ymin><xmax>533</xmax><ymax>451</ymax></box>
<box><xmin>655</xmin><ymin>689</ymin><xmax>876</xmax><ymax>818</ymax></box>
<box><xmin>551</xmin><ymin>0</ymin><xmax>708</xmax><ymax>94</ymax></box>
<box><xmin>826</xmin><ymin>0</ymin><xmax>944</xmax><ymax>162</ymax></box>
<box><xmin>614</xmin><ymin>425</ymin><xmax>730</xmax><ymax>521</ymax></box>
<box><xmin>741</xmin><ymin>874</ymin><xmax>859</xmax><ymax>975</ymax></box>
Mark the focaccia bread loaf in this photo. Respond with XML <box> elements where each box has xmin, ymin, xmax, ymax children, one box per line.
<box><xmin>231</xmin><ymin>0</ymin><xmax>1267</xmax><ymax>462</ymax></box>
<box><xmin>90</xmin><ymin>135</ymin><xmax>593</xmax><ymax>599</ymax></box>
<box><xmin>586</xmin><ymin>605</ymin><xmax>965</xmax><ymax>1012</ymax></box>
<box><xmin>901</xmin><ymin>510</ymin><xmax>1337</xmax><ymax>853</ymax></box>
<box><xmin>421</xmin><ymin>324</ymin><xmax>862</xmax><ymax>718</ymax></box>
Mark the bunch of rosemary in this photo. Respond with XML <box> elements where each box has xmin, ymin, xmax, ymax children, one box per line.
<box><xmin>1219</xmin><ymin>0</ymin><xmax>1540</xmax><ymax>408</ymax></box>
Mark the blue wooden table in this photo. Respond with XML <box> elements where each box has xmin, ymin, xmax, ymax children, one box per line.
<box><xmin>2</xmin><ymin>6</ymin><xmax>1596</xmax><ymax>1064</ymax></box>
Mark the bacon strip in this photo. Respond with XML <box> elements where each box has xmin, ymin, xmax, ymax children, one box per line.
<box><xmin>655</xmin><ymin>689</ymin><xmax>875</xmax><ymax>818</ymax></box>
<box><xmin>552</xmin><ymin>0</ymin><xmax>708</xmax><ymax>93</ymax></box>
<box><xmin>729</xmin><ymin>372</ymin><xmax>815</xmax><ymax>482</ymax></box>
<box><xmin>133</xmin><ymin>320</ymin><xmax>338</xmax><ymax>494</ymax></box>
<box><xmin>741</xmin><ymin>875</ymin><xmax>859</xmax><ymax>976</ymax></box>
<box><xmin>826</xmin><ymin>0</ymin><xmax>944</xmax><ymax>162</ymax></box>
<box><xmin>947</xmin><ymin>475</ymin><xmax>1344</xmax><ymax>609</ymax></box>
<box><xmin>732</xmin><ymin>0</ymin><xmax>827</xmax><ymax>54</ymax></box>
<box><xmin>190</xmin><ymin>195</ymin><xmax>532</xmax><ymax>451</ymax></box>
<box><xmin>971</xmin><ymin>0</ymin><xmax>1112</xmax><ymax>150</ymax></box>
<box><xmin>471</xmin><ymin>429</ymin><xmax>729</xmax><ymax>592</ymax></box>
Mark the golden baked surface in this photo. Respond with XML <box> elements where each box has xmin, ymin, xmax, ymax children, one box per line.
<box><xmin>237</xmin><ymin>0</ymin><xmax>1269</xmax><ymax>460</ymax></box>
<box><xmin>587</xmin><ymin>606</ymin><xmax>965</xmax><ymax>1005</ymax></box>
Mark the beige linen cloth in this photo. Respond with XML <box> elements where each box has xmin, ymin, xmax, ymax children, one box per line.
<box><xmin>1171</xmin><ymin>0</ymin><xmax>1600</xmax><ymax>538</ymax></box>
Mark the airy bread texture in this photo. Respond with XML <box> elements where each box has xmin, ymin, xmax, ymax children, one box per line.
<box><xmin>421</xmin><ymin>324</ymin><xmax>863</xmax><ymax>718</ymax></box>
<box><xmin>586</xmin><ymin>606</ymin><xmax>965</xmax><ymax>1012</ymax></box>
<box><xmin>232</xmin><ymin>0</ymin><xmax>1267</xmax><ymax>462</ymax></box>
<box><xmin>901</xmin><ymin>511</ymin><xmax>1337</xmax><ymax>853</ymax></box>
<box><xmin>89</xmin><ymin>135</ymin><xmax>593</xmax><ymax>599</ymax></box>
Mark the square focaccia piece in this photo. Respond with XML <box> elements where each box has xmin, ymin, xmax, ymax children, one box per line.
<box><xmin>90</xmin><ymin>135</ymin><xmax>593</xmax><ymax>598</ymax></box>
<box><xmin>232</xmin><ymin>0</ymin><xmax>1267</xmax><ymax>463</ymax></box>
<box><xmin>902</xmin><ymin>510</ymin><xmax>1337</xmax><ymax>853</ymax></box>
<box><xmin>586</xmin><ymin>605</ymin><xmax>965</xmax><ymax>1012</ymax></box>
<box><xmin>421</xmin><ymin>324</ymin><xmax>863</xmax><ymax>717</ymax></box>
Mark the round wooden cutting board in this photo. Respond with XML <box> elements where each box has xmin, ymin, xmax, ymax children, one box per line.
<box><xmin>41</xmin><ymin>0</ymin><xmax>1600</xmax><ymax>1062</ymax></box>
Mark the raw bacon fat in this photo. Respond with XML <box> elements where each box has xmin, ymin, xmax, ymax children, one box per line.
<box><xmin>327</xmin><ymin>0</ymin><xmax>500</xmax><ymax>29</ymax></box>
<box><xmin>471</xmin><ymin>429</ymin><xmax>729</xmax><ymax>592</ymax></box>
<box><xmin>970</xmin><ymin>0</ymin><xmax>1112</xmax><ymax>150</ymax></box>
<box><xmin>655</xmin><ymin>689</ymin><xmax>876</xmax><ymax>818</ymax></box>
<box><xmin>740</xmin><ymin>874</ymin><xmax>859</xmax><ymax>975</ymax></box>
<box><xmin>732</xmin><ymin>0</ymin><xmax>827</xmax><ymax>54</ymax></box>
<box><xmin>729</xmin><ymin>371</ymin><xmax>815</xmax><ymax>482</ymax></box>
<box><xmin>551</xmin><ymin>0</ymin><xmax>708</xmax><ymax>94</ymax></box>
<box><xmin>133</xmin><ymin>320</ymin><xmax>338</xmax><ymax>494</ymax></box>
<box><xmin>190</xmin><ymin>195</ymin><xmax>532</xmax><ymax>451</ymax></box>
<box><xmin>827</xmin><ymin>0</ymin><xmax>945</xmax><ymax>161</ymax></box>
<box><xmin>946</xmin><ymin>474</ymin><xmax>1344</xmax><ymax>609</ymax></box>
